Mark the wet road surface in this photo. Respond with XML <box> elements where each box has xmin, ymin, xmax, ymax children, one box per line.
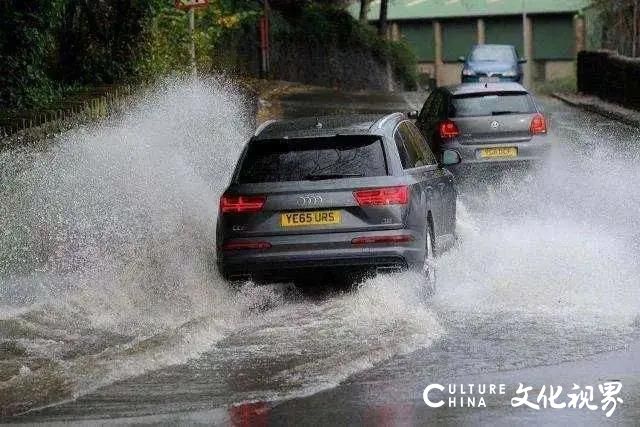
<box><xmin>1</xmin><ymin>79</ymin><xmax>639</xmax><ymax>425</ymax></box>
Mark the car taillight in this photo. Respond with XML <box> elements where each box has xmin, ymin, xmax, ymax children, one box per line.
<box><xmin>220</xmin><ymin>195</ymin><xmax>266</xmax><ymax>213</ymax></box>
<box><xmin>439</xmin><ymin>119</ymin><xmax>460</xmax><ymax>139</ymax></box>
<box><xmin>351</xmin><ymin>235</ymin><xmax>414</xmax><ymax>245</ymax></box>
<box><xmin>353</xmin><ymin>186</ymin><xmax>409</xmax><ymax>206</ymax></box>
<box><xmin>530</xmin><ymin>113</ymin><xmax>547</xmax><ymax>135</ymax></box>
<box><xmin>221</xmin><ymin>241</ymin><xmax>271</xmax><ymax>251</ymax></box>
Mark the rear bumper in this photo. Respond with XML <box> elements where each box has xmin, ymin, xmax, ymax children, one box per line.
<box><xmin>217</xmin><ymin>230</ymin><xmax>424</xmax><ymax>281</ymax></box>
<box><xmin>461</xmin><ymin>75</ymin><xmax>521</xmax><ymax>83</ymax></box>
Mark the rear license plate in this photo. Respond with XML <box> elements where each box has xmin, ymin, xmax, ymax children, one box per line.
<box><xmin>479</xmin><ymin>76</ymin><xmax>500</xmax><ymax>83</ymax></box>
<box><xmin>480</xmin><ymin>147</ymin><xmax>518</xmax><ymax>158</ymax></box>
<box><xmin>281</xmin><ymin>210</ymin><xmax>341</xmax><ymax>227</ymax></box>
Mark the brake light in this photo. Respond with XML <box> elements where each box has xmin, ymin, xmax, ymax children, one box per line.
<box><xmin>220</xmin><ymin>195</ymin><xmax>266</xmax><ymax>213</ymax></box>
<box><xmin>439</xmin><ymin>120</ymin><xmax>460</xmax><ymax>139</ymax></box>
<box><xmin>353</xmin><ymin>186</ymin><xmax>409</xmax><ymax>206</ymax></box>
<box><xmin>351</xmin><ymin>235</ymin><xmax>414</xmax><ymax>245</ymax></box>
<box><xmin>530</xmin><ymin>113</ymin><xmax>547</xmax><ymax>135</ymax></box>
<box><xmin>221</xmin><ymin>241</ymin><xmax>271</xmax><ymax>251</ymax></box>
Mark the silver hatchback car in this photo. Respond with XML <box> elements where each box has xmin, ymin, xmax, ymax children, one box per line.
<box><xmin>216</xmin><ymin>114</ymin><xmax>459</xmax><ymax>287</ymax></box>
<box><xmin>415</xmin><ymin>83</ymin><xmax>551</xmax><ymax>169</ymax></box>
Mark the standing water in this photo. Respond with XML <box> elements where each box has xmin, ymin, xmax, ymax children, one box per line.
<box><xmin>0</xmin><ymin>78</ymin><xmax>441</xmax><ymax>416</ymax></box>
<box><xmin>0</xmin><ymin>81</ymin><xmax>639</xmax><ymax>420</ymax></box>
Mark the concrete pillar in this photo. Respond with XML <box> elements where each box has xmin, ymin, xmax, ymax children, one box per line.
<box><xmin>390</xmin><ymin>22</ymin><xmax>400</xmax><ymax>42</ymax></box>
<box><xmin>523</xmin><ymin>15</ymin><xmax>533</xmax><ymax>87</ymax></box>
<box><xmin>574</xmin><ymin>14</ymin><xmax>586</xmax><ymax>54</ymax></box>
<box><xmin>477</xmin><ymin>18</ymin><xmax>486</xmax><ymax>44</ymax></box>
<box><xmin>434</xmin><ymin>20</ymin><xmax>443</xmax><ymax>86</ymax></box>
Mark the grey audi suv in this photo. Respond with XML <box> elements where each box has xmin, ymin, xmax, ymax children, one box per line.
<box><xmin>216</xmin><ymin>114</ymin><xmax>459</xmax><ymax>288</ymax></box>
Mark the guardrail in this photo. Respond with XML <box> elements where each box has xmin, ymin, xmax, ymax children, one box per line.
<box><xmin>0</xmin><ymin>85</ymin><xmax>133</xmax><ymax>139</ymax></box>
<box><xmin>577</xmin><ymin>50</ymin><xmax>640</xmax><ymax>110</ymax></box>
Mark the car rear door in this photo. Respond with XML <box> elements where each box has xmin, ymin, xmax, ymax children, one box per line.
<box><xmin>417</xmin><ymin>90</ymin><xmax>446</xmax><ymax>155</ymax></box>
<box><xmin>219</xmin><ymin>136</ymin><xmax>410</xmax><ymax>240</ymax></box>
<box><xmin>449</xmin><ymin>91</ymin><xmax>538</xmax><ymax>145</ymax></box>
<box><xmin>395</xmin><ymin>121</ymin><xmax>450</xmax><ymax>239</ymax></box>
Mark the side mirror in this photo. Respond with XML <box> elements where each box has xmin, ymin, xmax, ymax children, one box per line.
<box><xmin>458</xmin><ymin>56</ymin><xmax>466</xmax><ymax>63</ymax></box>
<box><xmin>518</xmin><ymin>58</ymin><xmax>527</xmax><ymax>64</ymax></box>
<box><xmin>407</xmin><ymin>110</ymin><xmax>418</xmax><ymax>119</ymax></box>
<box><xmin>442</xmin><ymin>150</ymin><xmax>461</xmax><ymax>166</ymax></box>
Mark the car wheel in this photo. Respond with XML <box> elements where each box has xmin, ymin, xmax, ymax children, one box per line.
<box><xmin>421</xmin><ymin>224</ymin><xmax>437</xmax><ymax>295</ymax></box>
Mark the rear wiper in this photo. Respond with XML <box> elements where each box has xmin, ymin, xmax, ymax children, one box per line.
<box><xmin>491</xmin><ymin>111</ymin><xmax>520</xmax><ymax>116</ymax></box>
<box><xmin>304</xmin><ymin>173</ymin><xmax>364</xmax><ymax>181</ymax></box>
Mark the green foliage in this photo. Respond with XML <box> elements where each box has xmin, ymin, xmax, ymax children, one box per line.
<box><xmin>271</xmin><ymin>4</ymin><xmax>417</xmax><ymax>88</ymax></box>
<box><xmin>533</xmin><ymin>74</ymin><xmax>577</xmax><ymax>95</ymax></box>
<box><xmin>0</xmin><ymin>0</ymin><xmax>417</xmax><ymax>109</ymax></box>
<box><xmin>57</xmin><ymin>0</ymin><xmax>157</xmax><ymax>84</ymax></box>
<box><xmin>0</xmin><ymin>0</ymin><xmax>66</xmax><ymax>108</ymax></box>
<box><xmin>137</xmin><ymin>0</ymin><xmax>261</xmax><ymax>78</ymax></box>
<box><xmin>593</xmin><ymin>0</ymin><xmax>639</xmax><ymax>56</ymax></box>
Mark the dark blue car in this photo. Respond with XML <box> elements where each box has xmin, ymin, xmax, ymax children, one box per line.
<box><xmin>459</xmin><ymin>44</ymin><xmax>527</xmax><ymax>84</ymax></box>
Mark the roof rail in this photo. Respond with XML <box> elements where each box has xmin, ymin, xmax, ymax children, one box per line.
<box><xmin>253</xmin><ymin>119</ymin><xmax>278</xmax><ymax>137</ymax></box>
<box><xmin>375</xmin><ymin>112</ymin><xmax>404</xmax><ymax>130</ymax></box>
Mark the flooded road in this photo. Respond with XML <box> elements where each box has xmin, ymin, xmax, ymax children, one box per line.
<box><xmin>1</xmin><ymin>79</ymin><xmax>639</xmax><ymax>424</ymax></box>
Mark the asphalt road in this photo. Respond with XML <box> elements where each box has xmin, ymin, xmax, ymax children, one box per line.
<box><xmin>1</xmin><ymin>82</ymin><xmax>639</xmax><ymax>425</ymax></box>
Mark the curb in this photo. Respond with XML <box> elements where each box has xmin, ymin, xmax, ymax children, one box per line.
<box><xmin>551</xmin><ymin>92</ymin><xmax>640</xmax><ymax>128</ymax></box>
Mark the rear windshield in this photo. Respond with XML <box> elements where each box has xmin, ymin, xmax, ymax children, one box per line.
<box><xmin>470</xmin><ymin>45</ymin><xmax>516</xmax><ymax>62</ymax></box>
<box><xmin>236</xmin><ymin>136</ymin><xmax>388</xmax><ymax>183</ymax></box>
<box><xmin>451</xmin><ymin>92</ymin><xmax>536</xmax><ymax>118</ymax></box>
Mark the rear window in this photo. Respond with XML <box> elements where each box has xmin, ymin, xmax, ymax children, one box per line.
<box><xmin>470</xmin><ymin>45</ymin><xmax>516</xmax><ymax>62</ymax></box>
<box><xmin>236</xmin><ymin>136</ymin><xmax>388</xmax><ymax>183</ymax></box>
<box><xmin>451</xmin><ymin>92</ymin><xmax>536</xmax><ymax>118</ymax></box>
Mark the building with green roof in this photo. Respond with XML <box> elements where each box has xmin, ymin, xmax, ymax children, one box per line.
<box><xmin>350</xmin><ymin>0</ymin><xmax>593</xmax><ymax>86</ymax></box>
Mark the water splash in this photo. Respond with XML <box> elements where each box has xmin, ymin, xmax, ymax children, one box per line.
<box><xmin>435</xmin><ymin>113</ymin><xmax>640</xmax><ymax>329</ymax></box>
<box><xmin>0</xmin><ymin>76</ymin><xmax>260</xmax><ymax>413</ymax></box>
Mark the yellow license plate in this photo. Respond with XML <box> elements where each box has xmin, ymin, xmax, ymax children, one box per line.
<box><xmin>281</xmin><ymin>210</ymin><xmax>341</xmax><ymax>227</ymax></box>
<box><xmin>480</xmin><ymin>147</ymin><xmax>518</xmax><ymax>158</ymax></box>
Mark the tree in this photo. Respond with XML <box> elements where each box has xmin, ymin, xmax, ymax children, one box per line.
<box><xmin>359</xmin><ymin>0</ymin><xmax>370</xmax><ymax>23</ymax></box>
<box><xmin>378</xmin><ymin>0</ymin><xmax>388</xmax><ymax>37</ymax></box>
<box><xmin>594</xmin><ymin>0</ymin><xmax>640</xmax><ymax>56</ymax></box>
<box><xmin>0</xmin><ymin>0</ymin><xmax>66</xmax><ymax>108</ymax></box>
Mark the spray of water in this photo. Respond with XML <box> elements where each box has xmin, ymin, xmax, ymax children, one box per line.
<box><xmin>435</xmin><ymin>113</ymin><xmax>640</xmax><ymax>327</ymax></box>
<box><xmin>1</xmin><ymin>82</ymin><xmax>638</xmax><ymax>418</ymax></box>
<box><xmin>0</xmin><ymin>76</ymin><xmax>259</xmax><ymax>413</ymax></box>
<box><xmin>0</xmin><ymin>78</ymin><xmax>442</xmax><ymax>416</ymax></box>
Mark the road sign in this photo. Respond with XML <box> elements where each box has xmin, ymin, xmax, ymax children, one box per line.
<box><xmin>175</xmin><ymin>0</ymin><xmax>209</xmax><ymax>10</ymax></box>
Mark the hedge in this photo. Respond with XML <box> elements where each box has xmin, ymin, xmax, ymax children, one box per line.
<box><xmin>577</xmin><ymin>50</ymin><xmax>640</xmax><ymax>110</ymax></box>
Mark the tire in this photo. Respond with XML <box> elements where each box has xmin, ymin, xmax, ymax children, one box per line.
<box><xmin>421</xmin><ymin>223</ymin><xmax>437</xmax><ymax>295</ymax></box>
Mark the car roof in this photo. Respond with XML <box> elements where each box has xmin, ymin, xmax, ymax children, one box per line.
<box><xmin>472</xmin><ymin>44</ymin><xmax>515</xmax><ymax>49</ymax></box>
<box><xmin>443</xmin><ymin>82</ymin><xmax>530</xmax><ymax>96</ymax></box>
<box><xmin>252</xmin><ymin>113</ymin><xmax>404</xmax><ymax>141</ymax></box>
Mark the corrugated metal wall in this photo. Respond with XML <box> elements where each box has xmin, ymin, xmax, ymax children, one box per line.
<box><xmin>400</xmin><ymin>21</ymin><xmax>435</xmax><ymax>61</ymax></box>
<box><xmin>399</xmin><ymin>14</ymin><xmax>576</xmax><ymax>63</ymax></box>
<box><xmin>442</xmin><ymin>20</ymin><xmax>477</xmax><ymax>61</ymax></box>
<box><xmin>485</xmin><ymin>16</ymin><xmax>524</xmax><ymax>56</ymax></box>
<box><xmin>533</xmin><ymin>14</ymin><xmax>575</xmax><ymax>59</ymax></box>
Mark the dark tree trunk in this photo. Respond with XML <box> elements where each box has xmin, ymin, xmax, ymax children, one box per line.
<box><xmin>359</xmin><ymin>0</ymin><xmax>370</xmax><ymax>24</ymax></box>
<box><xmin>377</xmin><ymin>0</ymin><xmax>388</xmax><ymax>38</ymax></box>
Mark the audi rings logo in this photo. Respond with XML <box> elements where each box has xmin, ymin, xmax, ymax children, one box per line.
<box><xmin>297</xmin><ymin>194</ymin><xmax>323</xmax><ymax>207</ymax></box>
